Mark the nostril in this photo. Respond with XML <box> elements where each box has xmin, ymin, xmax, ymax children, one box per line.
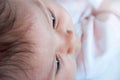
<box><xmin>66</xmin><ymin>26</ymin><xmax>73</xmax><ymax>35</ymax></box>
<box><xmin>66</xmin><ymin>30</ymin><xmax>74</xmax><ymax>40</ymax></box>
<box><xmin>67</xmin><ymin>47</ymin><xmax>73</xmax><ymax>54</ymax></box>
<box><xmin>67</xmin><ymin>30</ymin><xmax>73</xmax><ymax>35</ymax></box>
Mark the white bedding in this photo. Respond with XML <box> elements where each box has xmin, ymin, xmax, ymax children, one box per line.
<box><xmin>57</xmin><ymin>0</ymin><xmax>120</xmax><ymax>80</ymax></box>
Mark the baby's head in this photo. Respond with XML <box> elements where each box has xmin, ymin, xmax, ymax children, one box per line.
<box><xmin>0</xmin><ymin>0</ymin><xmax>79</xmax><ymax>80</ymax></box>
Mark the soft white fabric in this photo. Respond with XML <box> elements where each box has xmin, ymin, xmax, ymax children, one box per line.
<box><xmin>57</xmin><ymin>0</ymin><xmax>120</xmax><ymax>80</ymax></box>
<box><xmin>87</xmin><ymin>0</ymin><xmax>104</xmax><ymax>9</ymax></box>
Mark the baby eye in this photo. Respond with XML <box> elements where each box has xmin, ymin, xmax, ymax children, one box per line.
<box><xmin>52</xmin><ymin>15</ymin><xmax>56</xmax><ymax>29</ymax></box>
<box><xmin>50</xmin><ymin>12</ymin><xmax>56</xmax><ymax>29</ymax></box>
<box><xmin>56</xmin><ymin>56</ymin><xmax>60</xmax><ymax>73</ymax></box>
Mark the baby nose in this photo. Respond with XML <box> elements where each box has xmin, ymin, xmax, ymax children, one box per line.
<box><xmin>54</xmin><ymin>8</ymin><xmax>78</xmax><ymax>55</ymax></box>
<box><xmin>65</xmin><ymin>26</ymin><xmax>76</xmax><ymax>54</ymax></box>
<box><xmin>57</xmin><ymin>25</ymin><xmax>77</xmax><ymax>55</ymax></box>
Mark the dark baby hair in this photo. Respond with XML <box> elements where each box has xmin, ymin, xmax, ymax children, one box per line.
<box><xmin>0</xmin><ymin>0</ymin><xmax>33</xmax><ymax>80</ymax></box>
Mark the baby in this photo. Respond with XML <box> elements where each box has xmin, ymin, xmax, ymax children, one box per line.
<box><xmin>0</xmin><ymin>0</ymin><xmax>80</xmax><ymax>80</ymax></box>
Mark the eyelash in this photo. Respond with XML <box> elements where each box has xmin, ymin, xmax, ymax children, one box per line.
<box><xmin>52</xmin><ymin>16</ymin><xmax>56</xmax><ymax>28</ymax></box>
<box><xmin>50</xmin><ymin>11</ymin><xmax>56</xmax><ymax>29</ymax></box>
<box><xmin>56</xmin><ymin>56</ymin><xmax>60</xmax><ymax>73</ymax></box>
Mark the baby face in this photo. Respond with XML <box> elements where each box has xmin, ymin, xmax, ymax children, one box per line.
<box><xmin>2</xmin><ymin>0</ymin><xmax>80</xmax><ymax>80</ymax></box>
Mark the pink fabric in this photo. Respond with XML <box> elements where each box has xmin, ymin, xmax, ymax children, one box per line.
<box><xmin>57</xmin><ymin>0</ymin><xmax>120</xmax><ymax>80</ymax></box>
